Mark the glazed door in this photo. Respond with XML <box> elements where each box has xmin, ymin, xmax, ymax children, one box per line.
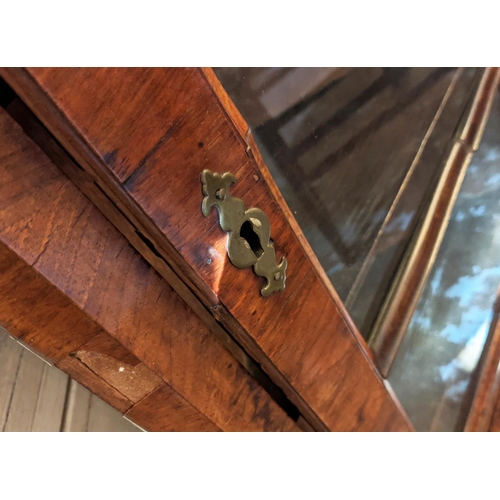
<box><xmin>214</xmin><ymin>67</ymin><xmax>500</xmax><ymax>432</ymax></box>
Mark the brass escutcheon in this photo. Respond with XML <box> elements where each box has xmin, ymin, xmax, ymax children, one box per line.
<box><xmin>201</xmin><ymin>170</ymin><xmax>287</xmax><ymax>297</ymax></box>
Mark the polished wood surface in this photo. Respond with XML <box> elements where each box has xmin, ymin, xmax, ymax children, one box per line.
<box><xmin>1</xmin><ymin>68</ymin><xmax>412</xmax><ymax>430</ymax></box>
<box><xmin>125</xmin><ymin>383</ymin><xmax>221</xmax><ymax>432</ymax></box>
<box><xmin>489</xmin><ymin>392</ymin><xmax>500</xmax><ymax>431</ymax></box>
<box><xmin>3</xmin><ymin>95</ymin><xmax>297</xmax><ymax>418</ymax></box>
<box><xmin>57</xmin><ymin>332</ymin><xmax>162</xmax><ymax>414</ymax></box>
<box><xmin>0</xmin><ymin>105</ymin><xmax>300</xmax><ymax>432</ymax></box>
<box><xmin>464</xmin><ymin>289</ymin><xmax>500</xmax><ymax>431</ymax></box>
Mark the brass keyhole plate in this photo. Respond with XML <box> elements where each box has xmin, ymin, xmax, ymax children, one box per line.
<box><xmin>201</xmin><ymin>170</ymin><xmax>287</xmax><ymax>297</ymax></box>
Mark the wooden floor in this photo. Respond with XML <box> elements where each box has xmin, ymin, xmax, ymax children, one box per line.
<box><xmin>0</xmin><ymin>327</ymin><xmax>141</xmax><ymax>432</ymax></box>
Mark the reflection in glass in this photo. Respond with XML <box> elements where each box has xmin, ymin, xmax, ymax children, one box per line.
<box><xmin>215</xmin><ymin>68</ymin><xmax>478</xmax><ymax>337</ymax></box>
<box><xmin>388</xmin><ymin>90</ymin><xmax>500</xmax><ymax>431</ymax></box>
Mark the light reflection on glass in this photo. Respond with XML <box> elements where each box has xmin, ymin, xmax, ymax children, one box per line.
<box><xmin>214</xmin><ymin>68</ymin><xmax>465</xmax><ymax>337</ymax></box>
<box><xmin>388</xmin><ymin>90</ymin><xmax>500</xmax><ymax>431</ymax></box>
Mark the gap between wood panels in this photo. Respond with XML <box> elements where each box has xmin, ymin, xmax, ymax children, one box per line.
<box><xmin>1</xmin><ymin>90</ymin><xmax>312</xmax><ymax>432</ymax></box>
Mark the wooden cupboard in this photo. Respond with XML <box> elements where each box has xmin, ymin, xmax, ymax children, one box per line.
<box><xmin>0</xmin><ymin>67</ymin><xmax>499</xmax><ymax>431</ymax></box>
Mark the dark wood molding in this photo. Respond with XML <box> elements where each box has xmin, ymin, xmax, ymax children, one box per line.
<box><xmin>463</xmin><ymin>287</ymin><xmax>500</xmax><ymax>431</ymax></box>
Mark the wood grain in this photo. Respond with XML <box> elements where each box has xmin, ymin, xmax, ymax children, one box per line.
<box><xmin>125</xmin><ymin>383</ymin><xmax>220</xmax><ymax>432</ymax></box>
<box><xmin>57</xmin><ymin>355</ymin><xmax>134</xmax><ymax>414</ymax></box>
<box><xmin>489</xmin><ymin>393</ymin><xmax>500</xmax><ymax>431</ymax></box>
<box><xmin>464</xmin><ymin>289</ymin><xmax>500</xmax><ymax>431</ymax></box>
<box><xmin>60</xmin><ymin>333</ymin><xmax>163</xmax><ymax>409</ymax></box>
<box><xmin>1</xmin><ymin>67</ymin><xmax>412</xmax><ymax>430</ymax></box>
<box><xmin>3</xmin><ymin>96</ymin><xmax>298</xmax><ymax>425</ymax></box>
<box><xmin>73</xmin><ymin>351</ymin><xmax>161</xmax><ymax>403</ymax></box>
<box><xmin>201</xmin><ymin>68</ymin><xmax>249</xmax><ymax>141</ymax></box>
<box><xmin>0</xmin><ymin>105</ymin><xmax>299</xmax><ymax>432</ymax></box>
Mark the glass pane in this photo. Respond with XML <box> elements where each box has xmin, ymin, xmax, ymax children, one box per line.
<box><xmin>215</xmin><ymin>68</ymin><xmax>480</xmax><ymax>337</ymax></box>
<box><xmin>388</xmin><ymin>89</ymin><xmax>500</xmax><ymax>431</ymax></box>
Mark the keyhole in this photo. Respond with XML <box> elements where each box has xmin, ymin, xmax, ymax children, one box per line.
<box><xmin>240</xmin><ymin>220</ymin><xmax>264</xmax><ymax>258</ymax></box>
